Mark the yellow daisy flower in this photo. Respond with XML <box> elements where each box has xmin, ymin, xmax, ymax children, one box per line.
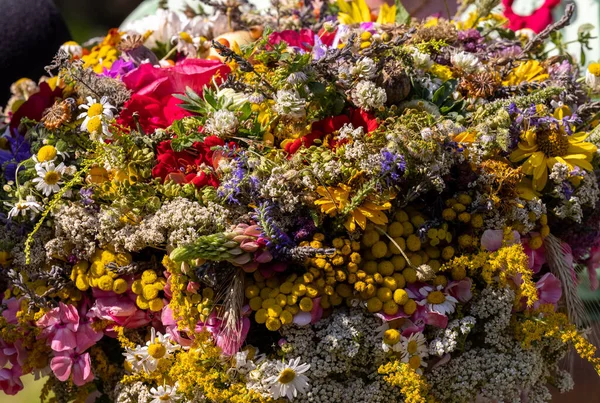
<box><xmin>503</xmin><ymin>60</ymin><xmax>549</xmax><ymax>86</ymax></box>
<box><xmin>510</xmin><ymin>111</ymin><xmax>597</xmax><ymax>192</ymax></box>
<box><xmin>337</xmin><ymin>0</ymin><xmax>396</xmax><ymax>25</ymax></box>
<box><xmin>315</xmin><ymin>184</ymin><xmax>392</xmax><ymax>231</ymax></box>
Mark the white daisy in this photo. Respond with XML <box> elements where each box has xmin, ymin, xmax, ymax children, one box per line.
<box><xmin>123</xmin><ymin>344</ymin><xmax>149</xmax><ymax>373</ymax></box>
<box><xmin>5</xmin><ymin>195</ymin><xmax>42</xmax><ymax>219</ymax></box>
<box><xmin>143</xmin><ymin>328</ymin><xmax>179</xmax><ymax>373</ymax></box>
<box><xmin>400</xmin><ymin>332</ymin><xmax>429</xmax><ymax>374</ymax></box>
<box><xmin>417</xmin><ymin>285</ymin><xmax>458</xmax><ymax>316</ymax></box>
<box><xmin>78</xmin><ymin>96</ymin><xmax>114</xmax><ymax>139</ymax></box>
<box><xmin>264</xmin><ymin>357</ymin><xmax>311</xmax><ymax>400</ymax></box>
<box><xmin>401</xmin><ymin>332</ymin><xmax>429</xmax><ymax>359</ymax></box>
<box><xmin>149</xmin><ymin>382</ymin><xmax>181</xmax><ymax>403</ymax></box>
<box><xmin>32</xmin><ymin>161</ymin><xmax>67</xmax><ymax>196</ymax></box>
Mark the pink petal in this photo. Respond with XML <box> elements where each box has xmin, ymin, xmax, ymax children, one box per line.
<box><xmin>292</xmin><ymin>312</ymin><xmax>312</xmax><ymax>326</ymax></box>
<box><xmin>254</xmin><ymin>250</ymin><xmax>273</xmax><ymax>263</ymax></box>
<box><xmin>535</xmin><ymin>273</ymin><xmax>562</xmax><ymax>307</ymax></box>
<box><xmin>75</xmin><ymin>325</ymin><xmax>103</xmax><ymax>353</ymax></box>
<box><xmin>446</xmin><ymin>278</ymin><xmax>472</xmax><ymax>303</ymax></box>
<box><xmin>72</xmin><ymin>353</ymin><xmax>93</xmax><ymax>386</ymax></box>
<box><xmin>51</xmin><ymin>328</ymin><xmax>78</xmax><ymax>352</ymax></box>
<box><xmin>59</xmin><ymin>302</ymin><xmax>80</xmax><ymax>328</ymax></box>
<box><xmin>50</xmin><ymin>354</ymin><xmax>73</xmax><ymax>382</ymax></box>
<box><xmin>425</xmin><ymin>311</ymin><xmax>449</xmax><ymax>328</ymax></box>
<box><xmin>480</xmin><ymin>229</ymin><xmax>504</xmax><ymax>252</ymax></box>
<box><xmin>310</xmin><ymin>298</ymin><xmax>323</xmax><ymax>324</ymax></box>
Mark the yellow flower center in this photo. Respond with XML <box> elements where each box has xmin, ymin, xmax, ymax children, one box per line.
<box><xmin>148</xmin><ymin>343</ymin><xmax>167</xmax><ymax>359</ymax></box>
<box><xmin>44</xmin><ymin>171</ymin><xmax>61</xmax><ymax>185</ymax></box>
<box><xmin>87</xmin><ymin>103</ymin><xmax>104</xmax><ymax>117</ymax></box>
<box><xmin>160</xmin><ymin>395</ymin><xmax>171</xmax><ymax>401</ymax></box>
<box><xmin>383</xmin><ymin>329</ymin><xmax>401</xmax><ymax>345</ymax></box>
<box><xmin>37</xmin><ymin>145</ymin><xmax>57</xmax><ymax>162</ymax></box>
<box><xmin>589</xmin><ymin>63</ymin><xmax>600</xmax><ymax>77</ymax></box>
<box><xmin>277</xmin><ymin>368</ymin><xmax>297</xmax><ymax>384</ymax></box>
<box><xmin>426</xmin><ymin>290</ymin><xmax>446</xmax><ymax>305</ymax></box>
<box><xmin>408</xmin><ymin>355</ymin><xmax>421</xmax><ymax>369</ymax></box>
<box><xmin>406</xmin><ymin>340</ymin><xmax>418</xmax><ymax>355</ymax></box>
<box><xmin>536</xmin><ymin>128</ymin><xmax>569</xmax><ymax>157</ymax></box>
<box><xmin>179</xmin><ymin>32</ymin><xmax>193</xmax><ymax>43</ymax></box>
<box><xmin>87</xmin><ymin>116</ymin><xmax>103</xmax><ymax>134</ymax></box>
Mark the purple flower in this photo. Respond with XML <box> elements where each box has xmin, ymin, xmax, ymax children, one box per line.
<box><xmin>0</xmin><ymin>131</ymin><xmax>31</xmax><ymax>181</ymax></box>
<box><xmin>380</xmin><ymin>150</ymin><xmax>406</xmax><ymax>185</ymax></box>
<box><xmin>102</xmin><ymin>59</ymin><xmax>136</xmax><ymax>79</ymax></box>
<box><xmin>457</xmin><ymin>29</ymin><xmax>484</xmax><ymax>52</ymax></box>
<box><xmin>79</xmin><ymin>188</ymin><xmax>94</xmax><ymax>206</ymax></box>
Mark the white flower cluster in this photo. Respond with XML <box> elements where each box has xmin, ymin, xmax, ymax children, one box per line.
<box><xmin>97</xmin><ymin>198</ymin><xmax>230</xmax><ymax>251</ymax></box>
<box><xmin>469</xmin><ymin>286</ymin><xmax>515</xmax><ymax>351</ymax></box>
<box><xmin>280</xmin><ymin>308</ymin><xmax>393</xmax><ymax>402</ymax></box>
<box><xmin>429</xmin><ymin>316</ymin><xmax>476</xmax><ymax>357</ymax></box>
<box><xmin>351</xmin><ymin>57</ymin><xmax>377</xmax><ymax>80</ymax></box>
<box><xmin>273</xmin><ymin>90</ymin><xmax>306</xmax><ymax>121</ymax></box>
<box><xmin>427</xmin><ymin>343</ymin><xmax>547</xmax><ymax>403</ymax></box>
<box><xmin>203</xmin><ymin>110</ymin><xmax>239</xmax><ymax>138</ymax></box>
<box><xmin>549</xmin><ymin>163</ymin><xmax>599</xmax><ymax>223</ymax></box>
<box><xmin>350</xmin><ymin>81</ymin><xmax>387</xmax><ymax>111</ymax></box>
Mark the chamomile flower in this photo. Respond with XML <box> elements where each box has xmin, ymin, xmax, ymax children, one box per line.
<box><xmin>585</xmin><ymin>62</ymin><xmax>600</xmax><ymax>92</ymax></box>
<box><xmin>32</xmin><ymin>161</ymin><xmax>67</xmax><ymax>196</ymax></box>
<box><xmin>78</xmin><ymin>96</ymin><xmax>115</xmax><ymax>140</ymax></box>
<box><xmin>149</xmin><ymin>382</ymin><xmax>181</xmax><ymax>403</ymax></box>
<box><xmin>123</xmin><ymin>345</ymin><xmax>149</xmax><ymax>373</ymax></box>
<box><xmin>5</xmin><ymin>195</ymin><xmax>42</xmax><ymax>219</ymax></box>
<box><xmin>402</xmin><ymin>332</ymin><xmax>429</xmax><ymax>359</ymax></box>
<box><xmin>143</xmin><ymin>328</ymin><xmax>179</xmax><ymax>373</ymax></box>
<box><xmin>264</xmin><ymin>357</ymin><xmax>310</xmax><ymax>400</ymax></box>
<box><xmin>417</xmin><ymin>285</ymin><xmax>458</xmax><ymax>315</ymax></box>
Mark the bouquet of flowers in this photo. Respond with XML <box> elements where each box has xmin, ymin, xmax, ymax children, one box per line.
<box><xmin>1</xmin><ymin>0</ymin><xmax>600</xmax><ymax>401</ymax></box>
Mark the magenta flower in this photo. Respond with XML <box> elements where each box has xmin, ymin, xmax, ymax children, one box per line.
<box><xmin>534</xmin><ymin>273</ymin><xmax>562</xmax><ymax>310</ymax></box>
<box><xmin>50</xmin><ymin>350</ymin><xmax>93</xmax><ymax>386</ymax></box>
<box><xmin>0</xmin><ymin>365</ymin><xmax>23</xmax><ymax>395</ymax></box>
<box><xmin>523</xmin><ymin>238</ymin><xmax>546</xmax><ymax>273</ymax></box>
<box><xmin>37</xmin><ymin>302</ymin><xmax>80</xmax><ymax>352</ymax></box>
<box><xmin>586</xmin><ymin>244</ymin><xmax>600</xmax><ymax>291</ymax></box>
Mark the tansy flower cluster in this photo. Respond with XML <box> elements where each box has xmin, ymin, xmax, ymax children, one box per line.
<box><xmin>0</xmin><ymin>1</ymin><xmax>599</xmax><ymax>402</ymax></box>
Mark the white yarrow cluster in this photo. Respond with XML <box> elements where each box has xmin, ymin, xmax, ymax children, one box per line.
<box><xmin>451</xmin><ymin>51</ymin><xmax>482</xmax><ymax>73</ymax></box>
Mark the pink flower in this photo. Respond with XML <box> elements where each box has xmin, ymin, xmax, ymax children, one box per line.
<box><xmin>446</xmin><ymin>278</ymin><xmax>473</xmax><ymax>303</ymax></box>
<box><xmin>534</xmin><ymin>273</ymin><xmax>562</xmax><ymax>310</ymax></box>
<box><xmin>89</xmin><ymin>290</ymin><xmax>151</xmax><ymax>329</ymax></box>
<box><xmin>37</xmin><ymin>302</ymin><xmax>80</xmax><ymax>352</ymax></box>
<box><xmin>76</xmin><ymin>314</ymin><xmax>103</xmax><ymax>353</ymax></box>
<box><xmin>1</xmin><ymin>298</ymin><xmax>21</xmax><ymax>325</ymax></box>
<box><xmin>480</xmin><ymin>229</ymin><xmax>521</xmax><ymax>251</ymax></box>
<box><xmin>586</xmin><ymin>244</ymin><xmax>600</xmax><ymax>291</ymax></box>
<box><xmin>50</xmin><ymin>350</ymin><xmax>93</xmax><ymax>386</ymax></box>
<box><xmin>0</xmin><ymin>365</ymin><xmax>23</xmax><ymax>395</ymax></box>
<box><xmin>523</xmin><ymin>238</ymin><xmax>546</xmax><ymax>273</ymax></box>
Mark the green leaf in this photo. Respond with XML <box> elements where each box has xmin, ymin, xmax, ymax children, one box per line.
<box><xmin>395</xmin><ymin>0</ymin><xmax>411</xmax><ymax>24</ymax></box>
<box><xmin>432</xmin><ymin>80</ymin><xmax>456</xmax><ymax>105</ymax></box>
<box><xmin>308</xmin><ymin>82</ymin><xmax>326</xmax><ymax>96</ymax></box>
<box><xmin>239</xmin><ymin>103</ymin><xmax>253</xmax><ymax>120</ymax></box>
<box><xmin>581</xmin><ymin>47</ymin><xmax>586</xmax><ymax>66</ymax></box>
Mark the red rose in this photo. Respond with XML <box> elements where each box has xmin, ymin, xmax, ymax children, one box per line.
<box><xmin>152</xmin><ymin>136</ymin><xmax>226</xmax><ymax>188</ymax></box>
<box><xmin>117</xmin><ymin>59</ymin><xmax>230</xmax><ymax>133</ymax></box>
<box><xmin>284</xmin><ymin>108</ymin><xmax>378</xmax><ymax>154</ymax></box>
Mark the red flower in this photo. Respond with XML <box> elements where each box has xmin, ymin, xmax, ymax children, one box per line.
<box><xmin>9</xmin><ymin>82</ymin><xmax>62</xmax><ymax>132</ymax></box>
<box><xmin>117</xmin><ymin>59</ymin><xmax>230</xmax><ymax>133</ymax></box>
<box><xmin>152</xmin><ymin>136</ymin><xmax>227</xmax><ymax>188</ymax></box>
<box><xmin>268</xmin><ymin>28</ymin><xmax>335</xmax><ymax>52</ymax></box>
<box><xmin>284</xmin><ymin>108</ymin><xmax>378</xmax><ymax>154</ymax></box>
